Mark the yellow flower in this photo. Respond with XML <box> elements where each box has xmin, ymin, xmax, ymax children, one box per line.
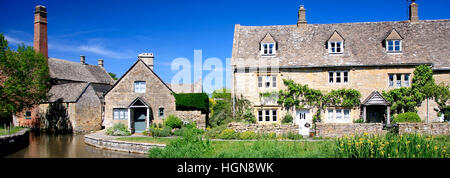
<box><xmin>417</xmin><ymin>144</ymin><xmax>421</xmax><ymax>148</ymax></box>
<box><xmin>340</xmin><ymin>143</ymin><xmax>344</xmax><ymax>147</ymax></box>
<box><xmin>434</xmin><ymin>146</ymin><xmax>438</xmax><ymax>150</ymax></box>
<box><xmin>364</xmin><ymin>132</ymin><xmax>368</xmax><ymax>136</ymax></box>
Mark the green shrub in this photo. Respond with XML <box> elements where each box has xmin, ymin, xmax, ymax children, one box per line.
<box><xmin>258</xmin><ymin>132</ymin><xmax>277</xmax><ymax>140</ymax></box>
<box><xmin>148</xmin><ymin>129</ymin><xmax>212</xmax><ymax>158</ymax></box>
<box><xmin>173</xmin><ymin>93</ymin><xmax>209</xmax><ymax>114</ymax></box>
<box><xmin>285</xmin><ymin>132</ymin><xmax>303</xmax><ymax>140</ymax></box>
<box><xmin>393</xmin><ymin>112</ymin><xmax>421</xmax><ymax>123</ymax></box>
<box><xmin>243</xmin><ymin>109</ymin><xmax>256</xmax><ymax>124</ymax></box>
<box><xmin>164</xmin><ymin>115</ymin><xmax>183</xmax><ymax>129</ymax></box>
<box><xmin>204</xmin><ymin>125</ymin><xmax>227</xmax><ymax>139</ymax></box>
<box><xmin>183</xmin><ymin>122</ymin><xmax>197</xmax><ymax>129</ymax></box>
<box><xmin>149</xmin><ymin>126</ymin><xmax>172</xmax><ymax>137</ymax></box>
<box><xmin>353</xmin><ymin>118</ymin><xmax>365</xmax><ymax>123</ymax></box>
<box><xmin>106</xmin><ymin>123</ymin><xmax>131</xmax><ymax>136</ymax></box>
<box><xmin>281</xmin><ymin>114</ymin><xmax>293</xmax><ymax>124</ymax></box>
<box><xmin>218</xmin><ymin>129</ymin><xmax>238</xmax><ymax>139</ymax></box>
<box><xmin>239</xmin><ymin>131</ymin><xmax>257</xmax><ymax>140</ymax></box>
<box><xmin>173</xmin><ymin>127</ymin><xmax>204</xmax><ymax>137</ymax></box>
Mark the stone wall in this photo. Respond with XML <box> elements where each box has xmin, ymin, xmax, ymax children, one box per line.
<box><xmin>315</xmin><ymin>123</ymin><xmax>386</xmax><ymax>138</ymax></box>
<box><xmin>175</xmin><ymin>111</ymin><xmax>206</xmax><ymax>129</ymax></box>
<box><xmin>84</xmin><ymin>134</ymin><xmax>165</xmax><ymax>154</ymax></box>
<box><xmin>398</xmin><ymin>123</ymin><xmax>450</xmax><ymax>135</ymax></box>
<box><xmin>0</xmin><ymin>128</ymin><xmax>29</xmax><ymax>157</ymax></box>
<box><xmin>228</xmin><ymin>122</ymin><xmax>298</xmax><ymax>135</ymax></box>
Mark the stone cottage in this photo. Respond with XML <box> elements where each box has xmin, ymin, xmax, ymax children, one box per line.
<box><xmin>230</xmin><ymin>2</ymin><xmax>449</xmax><ymax>134</ymax></box>
<box><xmin>13</xmin><ymin>5</ymin><xmax>115</xmax><ymax>132</ymax></box>
<box><xmin>104</xmin><ymin>53</ymin><xmax>177</xmax><ymax>133</ymax></box>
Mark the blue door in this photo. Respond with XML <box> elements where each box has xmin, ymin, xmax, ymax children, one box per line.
<box><xmin>133</xmin><ymin>108</ymin><xmax>146</xmax><ymax>133</ymax></box>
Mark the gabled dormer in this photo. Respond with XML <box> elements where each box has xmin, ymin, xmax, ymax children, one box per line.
<box><xmin>384</xmin><ymin>29</ymin><xmax>403</xmax><ymax>53</ymax></box>
<box><xmin>327</xmin><ymin>31</ymin><xmax>345</xmax><ymax>54</ymax></box>
<box><xmin>260</xmin><ymin>33</ymin><xmax>277</xmax><ymax>56</ymax></box>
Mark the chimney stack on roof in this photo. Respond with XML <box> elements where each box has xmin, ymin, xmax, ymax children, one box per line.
<box><xmin>80</xmin><ymin>55</ymin><xmax>86</xmax><ymax>65</ymax></box>
<box><xmin>138</xmin><ymin>53</ymin><xmax>154</xmax><ymax>70</ymax></box>
<box><xmin>297</xmin><ymin>5</ymin><xmax>307</xmax><ymax>32</ymax></box>
<box><xmin>409</xmin><ymin>0</ymin><xmax>419</xmax><ymax>23</ymax></box>
<box><xmin>98</xmin><ymin>59</ymin><xmax>104</xmax><ymax>67</ymax></box>
<box><xmin>34</xmin><ymin>5</ymin><xmax>48</xmax><ymax>59</ymax></box>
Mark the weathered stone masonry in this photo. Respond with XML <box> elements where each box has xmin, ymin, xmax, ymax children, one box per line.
<box><xmin>398</xmin><ymin>123</ymin><xmax>450</xmax><ymax>135</ymax></box>
<box><xmin>315</xmin><ymin>123</ymin><xmax>387</xmax><ymax>138</ymax></box>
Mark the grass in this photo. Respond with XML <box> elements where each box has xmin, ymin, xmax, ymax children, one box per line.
<box><xmin>0</xmin><ymin>126</ymin><xmax>24</xmax><ymax>136</ymax></box>
<box><xmin>116</xmin><ymin>137</ymin><xmax>175</xmax><ymax>144</ymax></box>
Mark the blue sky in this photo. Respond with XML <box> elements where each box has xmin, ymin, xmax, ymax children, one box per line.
<box><xmin>1</xmin><ymin>0</ymin><xmax>449</xmax><ymax>93</ymax></box>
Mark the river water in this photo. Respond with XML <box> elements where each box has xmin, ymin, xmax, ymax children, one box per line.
<box><xmin>5</xmin><ymin>132</ymin><xmax>147</xmax><ymax>158</ymax></box>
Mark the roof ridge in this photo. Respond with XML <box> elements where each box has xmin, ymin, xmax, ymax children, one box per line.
<box><xmin>238</xmin><ymin>19</ymin><xmax>450</xmax><ymax>27</ymax></box>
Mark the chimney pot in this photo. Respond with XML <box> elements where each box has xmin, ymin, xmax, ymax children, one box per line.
<box><xmin>80</xmin><ymin>55</ymin><xmax>86</xmax><ymax>65</ymax></box>
<box><xmin>138</xmin><ymin>53</ymin><xmax>154</xmax><ymax>70</ymax></box>
<box><xmin>98</xmin><ymin>59</ymin><xmax>104</xmax><ymax>67</ymax></box>
<box><xmin>297</xmin><ymin>5</ymin><xmax>307</xmax><ymax>30</ymax></box>
<box><xmin>409</xmin><ymin>1</ymin><xmax>419</xmax><ymax>23</ymax></box>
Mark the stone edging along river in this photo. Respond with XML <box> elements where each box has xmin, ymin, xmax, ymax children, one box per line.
<box><xmin>84</xmin><ymin>131</ymin><xmax>166</xmax><ymax>154</ymax></box>
<box><xmin>0</xmin><ymin>128</ymin><xmax>29</xmax><ymax>157</ymax></box>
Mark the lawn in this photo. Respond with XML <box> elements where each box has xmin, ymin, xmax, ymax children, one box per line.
<box><xmin>0</xmin><ymin>126</ymin><xmax>24</xmax><ymax>136</ymax></box>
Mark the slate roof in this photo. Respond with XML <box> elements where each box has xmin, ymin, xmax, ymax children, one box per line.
<box><xmin>46</xmin><ymin>82</ymin><xmax>89</xmax><ymax>103</ymax></box>
<box><xmin>48</xmin><ymin>58</ymin><xmax>115</xmax><ymax>84</ymax></box>
<box><xmin>231</xmin><ymin>20</ymin><xmax>450</xmax><ymax>69</ymax></box>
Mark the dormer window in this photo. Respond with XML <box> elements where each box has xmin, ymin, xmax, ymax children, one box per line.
<box><xmin>386</xmin><ymin>40</ymin><xmax>402</xmax><ymax>52</ymax></box>
<box><xmin>261</xmin><ymin>43</ymin><xmax>276</xmax><ymax>55</ymax></box>
<box><xmin>327</xmin><ymin>31</ymin><xmax>345</xmax><ymax>54</ymax></box>
<box><xmin>384</xmin><ymin>29</ymin><xmax>403</xmax><ymax>53</ymax></box>
<box><xmin>260</xmin><ymin>33</ymin><xmax>277</xmax><ymax>56</ymax></box>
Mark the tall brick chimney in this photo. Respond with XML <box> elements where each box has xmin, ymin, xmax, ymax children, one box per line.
<box><xmin>409</xmin><ymin>0</ymin><xmax>419</xmax><ymax>23</ymax></box>
<box><xmin>297</xmin><ymin>5</ymin><xmax>307</xmax><ymax>32</ymax></box>
<box><xmin>34</xmin><ymin>5</ymin><xmax>48</xmax><ymax>59</ymax></box>
<box><xmin>138</xmin><ymin>53</ymin><xmax>154</xmax><ymax>70</ymax></box>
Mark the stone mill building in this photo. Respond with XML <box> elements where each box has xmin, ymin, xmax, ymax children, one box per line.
<box><xmin>13</xmin><ymin>5</ymin><xmax>115</xmax><ymax>132</ymax></box>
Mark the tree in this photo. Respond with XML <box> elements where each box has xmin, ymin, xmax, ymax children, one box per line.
<box><xmin>209</xmin><ymin>88</ymin><xmax>232</xmax><ymax>127</ymax></box>
<box><xmin>0</xmin><ymin>34</ymin><xmax>50</xmax><ymax>123</ymax></box>
<box><xmin>433</xmin><ymin>83</ymin><xmax>450</xmax><ymax>119</ymax></box>
<box><xmin>108</xmin><ymin>72</ymin><xmax>118</xmax><ymax>80</ymax></box>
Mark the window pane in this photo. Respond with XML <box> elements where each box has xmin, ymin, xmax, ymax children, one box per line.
<box><xmin>258</xmin><ymin>110</ymin><xmax>263</xmax><ymax>121</ymax></box>
<box><xmin>394</xmin><ymin>40</ymin><xmax>400</xmax><ymax>45</ymax></box>
<box><xmin>395</xmin><ymin>46</ymin><xmax>400</xmax><ymax>51</ymax></box>
<box><xmin>159</xmin><ymin>108</ymin><xmax>164</xmax><ymax>117</ymax></box>
<box><xmin>258</xmin><ymin>76</ymin><xmax>262</xmax><ymax>87</ymax></box>
<box><xmin>331</xmin><ymin>42</ymin><xmax>335</xmax><ymax>47</ymax></box>
<box><xmin>328</xmin><ymin>110</ymin><xmax>334</xmax><ymax>120</ymax></box>
<box><xmin>114</xmin><ymin>110</ymin><xmax>119</xmax><ymax>119</ymax></box>
<box><xmin>343</xmin><ymin>72</ymin><xmax>348</xmax><ymax>83</ymax></box>
<box><xmin>265</xmin><ymin>110</ymin><xmax>270</xmax><ymax>121</ymax></box>
<box><xmin>388</xmin><ymin>40</ymin><xmax>393</xmax><ymax>45</ymax></box>
<box><xmin>264</xmin><ymin>44</ymin><xmax>268</xmax><ymax>54</ymax></box>
<box><xmin>344</xmin><ymin>110</ymin><xmax>350</xmax><ymax>120</ymax></box>
<box><xmin>404</xmin><ymin>74</ymin><xmax>410</xmax><ymax>87</ymax></box>
<box><xmin>272</xmin><ymin>76</ymin><xmax>276</xmax><ymax>87</ymax></box>
<box><xmin>336</xmin><ymin>109</ymin><xmax>342</xmax><ymax>120</ymax></box>
<box><xmin>265</xmin><ymin>76</ymin><xmax>270</xmax><ymax>88</ymax></box>
<box><xmin>389</xmin><ymin>74</ymin><xmax>394</xmax><ymax>87</ymax></box>
<box><xmin>329</xmin><ymin>72</ymin><xmax>334</xmax><ymax>83</ymax></box>
<box><xmin>396</xmin><ymin>74</ymin><xmax>402</xmax><ymax>87</ymax></box>
<box><xmin>272</xmin><ymin>110</ymin><xmax>277</xmax><ymax>121</ymax></box>
<box><xmin>336</xmin><ymin>72</ymin><xmax>341</xmax><ymax>83</ymax></box>
<box><xmin>269</xmin><ymin>44</ymin><xmax>274</xmax><ymax>54</ymax></box>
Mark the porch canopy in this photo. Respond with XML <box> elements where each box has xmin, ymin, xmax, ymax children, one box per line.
<box><xmin>127</xmin><ymin>97</ymin><xmax>151</xmax><ymax>132</ymax></box>
<box><xmin>361</xmin><ymin>91</ymin><xmax>391</xmax><ymax>124</ymax></box>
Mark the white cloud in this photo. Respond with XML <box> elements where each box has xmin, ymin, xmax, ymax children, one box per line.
<box><xmin>3</xmin><ymin>35</ymin><xmax>32</xmax><ymax>46</ymax></box>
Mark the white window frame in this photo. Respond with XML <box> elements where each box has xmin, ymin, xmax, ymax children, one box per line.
<box><xmin>257</xmin><ymin>109</ymin><xmax>278</xmax><ymax>123</ymax></box>
<box><xmin>327</xmin><ymin>109</ymin><xmax>351</xmax><ymax>123</ymax></box>
<box><xmin>134</xmin><ymin>81</ymin><xmax>146</xmax><ymax>93</ymax></box>
<box><xmin>272</xmin><ymin>110</ymin><xmax>277</xmax><ymax>122</ymax></box>
<box><xmin>328</xmin><ymin>71</ymin><xmax>349</xmax><ymax>84</ymax></box>
<box><xmin>113</xmin><ymin>108</ymin><xmax>128</xmax><ymax>120</ymax></box>
<box><xmin>258</xmin><ymin>110</ymin><xmax>263</xmax><ymax>122</ymax></box>
<box><xmin>386</xmin><ymin>40</ymin><xmax>402</xmax><ymax>52</ymax></box>
<box><xmin>258</xmin><ymin>75</ymin><xmax>277</xmax><ymax>88</ymax></box>
<box><xmin>404</xmin><ymin>74</ymin><xmax>410</xmax><ymax>87</ymax></box>
<box><xmin>388</xmin><ymin>73</ymin><xmax>411</xmax><ymax>88</ymax></box>
<box><xmin>261</xmin><ymin>43</ymin><xmax>276</xmax><ymax>56</ymax></box>
<box><xmin>328</xmin><ymin>41</ymin><xmax>344</xmax><ymax>54</ymax></box>
<box><xmin>258</xmin><ymin>76</ymin><xmax>263</xmax><ymax>88</ymax></box>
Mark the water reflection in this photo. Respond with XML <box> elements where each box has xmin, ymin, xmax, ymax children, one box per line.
<box><xmin>5</xmin><ymin>132</ymin><xmax>147</xmax><ymax>158</ymax></box>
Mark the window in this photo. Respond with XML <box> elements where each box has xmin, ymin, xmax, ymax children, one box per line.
<box><xmin>265</xmin><ymin>110</ymin><xmax>270</xmax><ymax>121</ymax></box>
<box><xmin>258</xmin><ymin>76</ymin><xmax>263</xmax><ymax>88</ymax></box>
<box><xmin>258</xmin><ymin>110</ymin><xmax>263</xmax><ymax>122</ymax></box>
<box><xmin>261</xmin><ymin>43</ymin><xmax>276</xmax><ymax>55</ymax></box>
<box><xmin>329</xmin><ymin>71</ymin><xmax>349</xmax><ymax>84</ymax></box>
<box><xmin>386</xmin><ymin>40</ymin><xmax>401</xmax><ymax>52</ymax></box>
<box><xmin>25</xmin><ymin>111</ymin><xmax>32</xmax><ymax>120</ymax></box>
<box><xmin>134</xmin><ymin>81</ymin><xmax>146</xmax><ymax>93</ymax></box>
<box><xmin>404</xmin><ymin>74</ymin><xmax>410</xmax><ymax>87</ymax></box>
<box><xmin>113</xmin><ymin>108</ymin><xmax>128</xmax><ymax>120</ymax></box>
<box><xmin>328</xmin><ymin>110</ymin><xmax>333</xmax><ymax>120</ymax></box>
<box><xmin>396</xmin><ymin>74</ymin><xmax>402</xmax><ymax>88</ymax></box>
<box><xmin>158</xmin><ymin>108</ymin><xmax>164</xmax><ymax>118</ymax></box>
<box><xmin>272</xmin><ymin>110</ymin><xmax>277</xmax><ymax>122</ymax></box>
<box><xmin>336</xmin><ymin>109</ymin><xmax>342</xmax><ymax>120</ymax></box>
<box><xmin>329</xmin><ymin>41</ymin><xmax>343</xmax><ymax>54</ymax></box>
<box><xmin>258</xmin><ymin>75</ymin><xmax>277</xmax><ymax>88</ymax></box>
<box><xmin>389</xmin><ymin>74</ymin><xmax>394</xmax><ymax>87</ymax></box>
<box><xmin>344</xmin><ymin>110</ymin><xmax>350</xmax><ymax>120</ymax></box>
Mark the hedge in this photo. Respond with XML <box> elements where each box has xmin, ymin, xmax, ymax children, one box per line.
<box><xmin>173</xmin><ymin>93</ymin><xmax>209</xmax><ymax>114</ymax></box>
<box><xmin>392</xmin><ymin>112</ymin><xmax>421</xmax><ymax>123</ymax></box>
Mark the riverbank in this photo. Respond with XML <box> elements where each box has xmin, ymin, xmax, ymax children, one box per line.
<box><xmin>84</xmin><ymin>130</ymin><xmax>166</xmax><ymax>154</ymax></box>
<box><xmin>0</xmin><ymin>128</ymin><xmax>29</xmax><ymax>157</ymax></box>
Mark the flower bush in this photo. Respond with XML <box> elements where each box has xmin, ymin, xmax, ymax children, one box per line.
<box><xmin>239</xmin><ymin>131</ymin><xmax>257</xmax><ymax>140</ymax></box>
<box><xmin>218</xmin><ymin>129</ymin><xmax>238</xmax><ymax>139</ymax></box>
<box><xmin>335</xmin><ymin>133</ymin><xmax>448</xmax><ymax>158</ymax></box>
<box><xmin>106</xmin><ymin>123</ymin><xmax>131</xmax><ymax>136</ymax></box>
